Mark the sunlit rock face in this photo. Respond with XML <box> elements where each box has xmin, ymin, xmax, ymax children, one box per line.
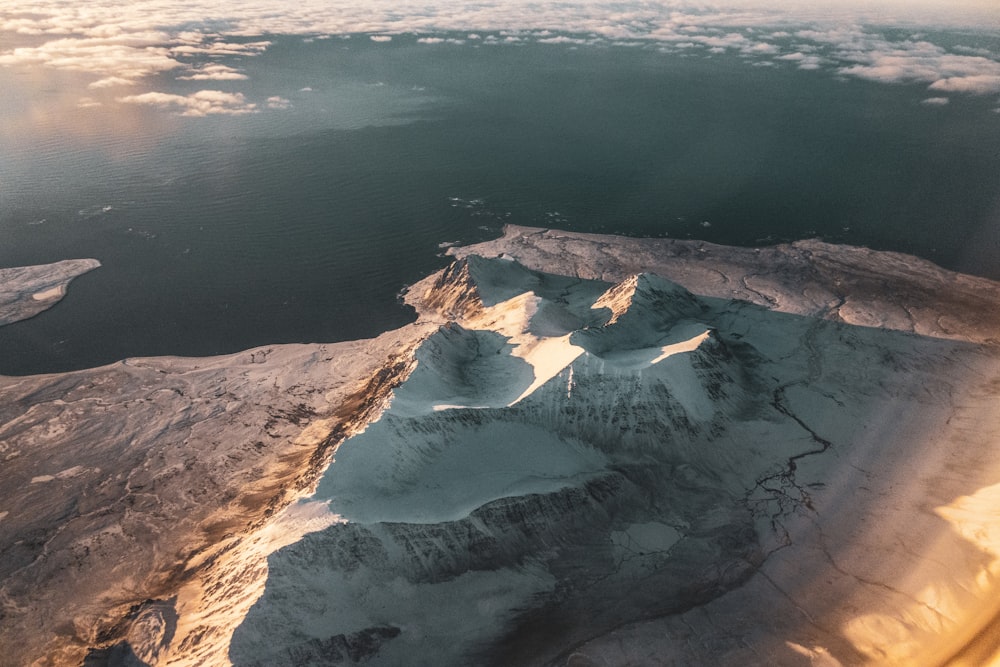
<box><xmin>3</xmin><ymin>228</ymin><xmax>1000</xmax><ymax>666</ymax></box>
<box><xmin>228</xmin><ymin>252</ymin><xmax>1000</xmax><ymax>666</ymax></box>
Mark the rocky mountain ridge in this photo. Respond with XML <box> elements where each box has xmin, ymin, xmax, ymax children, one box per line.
<box><xmin>227</xmin><ymin>251</ymin><xmax>1000</xmax><ymax>666</ymax></box>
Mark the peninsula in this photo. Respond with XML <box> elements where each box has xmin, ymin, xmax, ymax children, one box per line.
<box><xmin>2</xmin><ymin>227</ymin><xmax>999</xmax><ymax>666</ymax></box>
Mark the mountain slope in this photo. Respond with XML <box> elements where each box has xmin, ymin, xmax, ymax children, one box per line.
<box><xmin>228</xmin><ymin>255</ymin><xmax>1000</xmax><ymax>666</ymax></box>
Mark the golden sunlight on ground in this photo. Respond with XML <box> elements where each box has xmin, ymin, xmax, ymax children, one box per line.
<box><xmin>936</xmin><ymin>482</ymin><xmax>1000</xmax><ymax>667</ymax></box>
<box><xmin>841</xmin><ymin>448</ymin><xmax>1000</xmax><ymax>666</ymax></box>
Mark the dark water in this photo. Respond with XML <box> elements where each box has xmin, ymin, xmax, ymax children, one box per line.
<box><xmin>2</xmin><ymin>35</ymin><xmax>999</xmax><ymax>375</ymax></box>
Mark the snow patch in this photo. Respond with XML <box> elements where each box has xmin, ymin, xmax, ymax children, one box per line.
<box><xmin>314</xmin><ymin>420</ymin><xmax>607</xmax><ymax>524</ymax></box>
<box><xmin>650</xmin><ymin>329</ymin><xmax>712</xmax><ymax>364</ymax></box>
<box><xmin>31</xmin><ymin>285</ymin><xmax>65</xmax><ymax>301</ymax></box>
<box><xmin>611</xmin><ymin>522</ymin><xmax>683</xmax><ymax>555</ymax></box>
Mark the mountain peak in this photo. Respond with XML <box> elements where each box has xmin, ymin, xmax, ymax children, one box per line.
<box><xmin>592</xmin><ymin>272</ymin><xmax>701</xmax><ymax>325</ymax></box>
<box><xmin>407</xmin><ymin>255</ymin><xmax>542</xmax><ymax>322</ymax></box>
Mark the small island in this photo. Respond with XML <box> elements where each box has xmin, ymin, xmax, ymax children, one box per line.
<box><xmin>0</xmin><ymin>258</ymin><xmax>101</xmax><ymax>327</ymax></box>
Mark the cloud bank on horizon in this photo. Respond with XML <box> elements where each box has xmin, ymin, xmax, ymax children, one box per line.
<box><xmin>1</xmin><ymin>0</ymin><xmax>998</xmax><ymax>116</ymax></box>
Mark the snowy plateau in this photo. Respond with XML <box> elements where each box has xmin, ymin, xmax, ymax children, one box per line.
<box><xmin>2</xmin><ymin>226</ymin><xmax>1000</xmax><ymax>666</ymax></box>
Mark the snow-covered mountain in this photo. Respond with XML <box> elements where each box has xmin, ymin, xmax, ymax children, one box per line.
<box><xmin>2</xmin><ymin>227</ymin><xmax>1000</xmax><ymax>666</ymax></box>
<box><xmin>232</xmin><ymin>253</ymin><xmax>1000</xmax><ymax>666</ymax></box>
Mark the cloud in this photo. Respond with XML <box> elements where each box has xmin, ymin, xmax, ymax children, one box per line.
<box><xmin>537</xmin><ymin>35</ymin><xmax>592</xmax><ymax>45</ymax></box>
<box><xmin>928</xmin><ymin>74</ymin><xmax>1000</xmax><ymax>94</ymax></box>
<box><xmin>921</xmin><ymin>96</ymin><xmax>949</xmax><ymax>105</ymax></box>
<box><xmin>776</xmin><ymin>51</ymin><xmax>825</xmax><ymax>69</ymax></box>
<box><xmin>0</xmin><ymin>35</ymin><xmax>179</xmax><ymax>78</ymax></box>
<box><xmin>742</xmin><ymin>41</ymin><xmax>778</xmax><ymax>55</ymax></box>
<box><xmin>694</xmin><ymin>32</ymin><xmax>752</xmax><ymax>50</ymax></box>
<box><xmin>88</xmin><ymin>76</ymin><xmax>138</xmax><ymax>88</ymax></box>
<box><xmin>176</xmin><ymin>63</ymin><xmax>248</xmax><ymax>81</ymax></box>
<box><xmin>3</xmin><ymin>0</ymin><xmax>1000</xmax><ymax>115</ymax></box>
<box><xmin>266</xmin><ymin>95</ymin><xmax>291</xmax><ymax>109</ymax></box>
<box><xmin>417</xmin><ymin>36</ymin><xmax>466</xmax><ymax>45</ymax></box>
<box><xmin>0</xmin><ymin>30</ymin><xmax>266</xmax><ymax>86</ymax></box>
<box><xmin>781</xmin><ymin>26</ymin><xmax>1000</xmax><ymax>95</ymax></box>
<box><xmin>836</xmin><ymin>48</ymin><xmax>1000</xmax><ymax>94</ymax></box>
<box><xmin>117</xmin><ymin>90</ymin><xmax>257</xmax><ymax>116</ymax></box>
<box><xmin>170</xmin><ymin>40</ymin><xmax>270</xmax><ymax>56</ymax></box>
<box><xmin>10</xmin><ymin>1</ymin><xmax>997</xmax><ymax>51</ymax></box>
<box><xmin>953</xmin><ymin>45</ymin><xmax>994</xmax><ymax>57</ymax></box>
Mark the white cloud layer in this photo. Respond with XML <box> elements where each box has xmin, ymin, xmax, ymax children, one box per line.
<box><xmin>777</xmin><ymin>52</ymin><xmax>826</xmax><ymax>70</ymax></box>
<box><xmin>825</xmin><ymin>33</ymin><xmax>1000</xmax><ymax>94</ymax></box>
<box><xmin>1</xmin><ymin>0</ymin><xmax>998</xmax><ymax>115</ymax></box>
<box><xmin>0</xmin><ymin>33</ymin><xmax>178</xmax><ymax>79</ymax></box>
<box><xmin>118</xmin><ymin>90</ymin><xmax>257</xmax><ymax>116</ymax></box>
<box><xmin>176</xmin><ymin>64</ymin><xmax>249</xmax><ymax>81</ymax></box>
<box><xmin>928</xmin><ymin>74</ymin><xmax>1000</xmax><ymax>94</ymax></box>
<box><xmin>88</xmin><ymin>76</ymin><xmax>138</xmax><ymax>88</ymax></box>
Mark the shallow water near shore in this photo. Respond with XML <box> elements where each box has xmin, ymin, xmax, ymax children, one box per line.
<box><xmin>2</xmin><ymin>35</ymin><xmax>999</xmax><ymax>375</ymax></box>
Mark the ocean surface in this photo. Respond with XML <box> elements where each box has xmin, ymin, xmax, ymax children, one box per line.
<box><xmin>2</xmin><ymin>34</ymin><xmax>999</xmax><ymax>375</ymax></box>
